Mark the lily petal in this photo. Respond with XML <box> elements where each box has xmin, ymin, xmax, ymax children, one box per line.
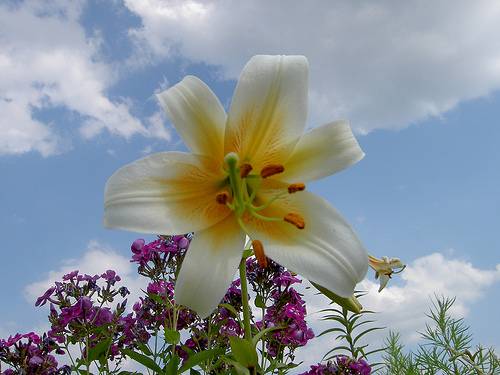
<box><xmin>175</xmin><ymin>216</ymin><xmax>245</xmax><ymax>318</ymax></box>
<box><xmin>157</xmin><ymin>76</ymin><xmax>226</xmax><ymax>158</ymax></box>
<box><xmin>104</xmin><ymin>152</ymin><xmax>230</xmax><ymax>235</ymax></box>
<box><xmin>280</xmin><ymin>121</ymin><xmax>365</xmax><ymax>183</ymax></box>
<box><xmin>225</xmin><ymin>55</ymin><xmax>308</xmax><ymax>170</ymax></box>
<box><xmin>244</xmin><ymin>188</ymin><xmax>368</xmax><ymax>297</ymax></box>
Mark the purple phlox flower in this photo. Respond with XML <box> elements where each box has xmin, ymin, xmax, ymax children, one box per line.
<box><xmin>0</xmin><ymin>332</ymin><xmax>41</xmax><ymax>350</ymax></box>
<box><xmin>223</xmin><ymin>279</ymin><xmax>242</xmax><ymax>306</ymax></box>
<box><xmin>133</xmin><ymin>301</ymin><xmax>142</xmax><ymax>312</ymax></box>
<box><xmin>28</xmin><ymin>355</ymin><xmax>44</xmax><ymax>366</ymax></box>
<box><xmin>131</xmin><ymin>238</ymin><xmax>145</xmax><ymax>254</ymax></box>
<box><xmin>59</xmin><ymin>296</ymin><xmax>93</xmax><ymax>325</ymax></box>
<box><xmin>22</xmin><ymin>332</ymin><xmax>41</xmax><ymax>344</ymax></box>
<box><xmin>35</xmin><ymin>286</ymin><xmax>56</xmax><ymax>307</ymax></box>
<box><xmin>119</xmin><ymin>286</ymin><xmax>130</xmax><ymax>297</ymax></box>
<box><xmin>175</xmin><ymin>235</ymin><xmax>190</xmax><ymax>250</ymax></box>
<box><xmin>101</xmin><ymin>269</ymin><xmax>121</xmax><ymax>284</ymax></box>
<box><xmin>298</xmin><ymin>363</ymin><xmax>335</xmax><ymax>375</ymax></box>
<box><xmin>77</xmin><ymin>273</ymin><xmax>100</xmax><ymax>283</ymax></box>
<box><xmin>62</xmin><ymin>270</ymin><xmax>78</xmax><ymax>281</ymax></box>
<box><xmin>147</xmin><ymin>280</ymin><xmax>174</xmax><ymax>298</ymax></box>
<box><xmin>348</xmin><ymin>358</ymin><xmax>371</xmax><ymax>375</ymax></box>
<box><xmin>273</xmin><ymin>271</ymin><xmax>301</xmax><ymax>286</ymax></box>
<box><xmin>47</xmin><ymin>329</ymin><xmax>65</xmax><ymax>344</ymax></box>
<box><xmin>2</xmin><ymin>333</ymin><xmax>22</xmax><ymax>347</ymax></box>
<box><xmin>91</xmin><ymin>307</ymin><xmax>114</xmax><ymax>326</ymax></box>
<box><xmin>131</xmin><ymin>243</ymin><xmax>152</xmax><ymax>265</ymax></box>
<box><xmin>220</xmin><ymin>317</ymin><xmax>242</xmax><ymax>337</ymax></box>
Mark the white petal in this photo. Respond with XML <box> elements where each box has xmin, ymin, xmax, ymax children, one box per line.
<box><xmin>224</xmin><ymin>55</ymin><xmax>308</xmax><ymax>170</ymax></box>
<box><xmin>244</xmin><ymin>190</ymin><xmax>368</xmax><ymax>297</ymax></box>
<box><xmin>104</xmin><ymin>152</ymin><xmax>230</xmax><ymax>235</ymax></box>
<box><xmin>280</xmin><ymin>121</ymin><xmax>365</xmax><ymax>183</ymax></box>
<box><xmin>175</xmin><ymin>216</ymin><xmax>245</xmax><ymax>318</ymax></box>
<box><xmin>157</xmin><ymin>76</ymin><xmax>226</xmax><ymax>158</ymax></box>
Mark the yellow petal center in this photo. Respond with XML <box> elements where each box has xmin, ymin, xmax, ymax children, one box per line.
<box><xmin>218</xmin><ymin>152</ymin><xmax>307</xmax><ymax>237</ymax></box>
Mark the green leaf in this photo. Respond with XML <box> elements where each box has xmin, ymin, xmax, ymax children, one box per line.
<box><xmin>136</xmin><ymin>341</ymin><xmax>153</xmax><ymax>356</ymax></box>
<box><xmin>254</xmin><ymin>295</ymin><xmax>266</xmax><ymax>308</ymax></box>
<box><xmin>87</xmin><ymin>338</ymin><xmax>112</xmax><ymax>363</ymax></box>
<box><xmin>227</xmin><ymin>359</ymin><xmax>251</xmax><ymax>375</ymax></box>
<box><xmin>179</xmin><ymin>348</ymin><xmax>226</xmax><ymax>372</ymax></box>
<box><xmin>311</xmin><ymin>281</ymin><xmax>363</xmax><ymax>313</ymax></box>
<box><xmin>190</xmin><ymin>369</ymin><xmax>202</xmax><ymax>375</ymax></box>
<box><xmin>229</xmin><ymin>337</ymin><xmax>258</xmax><ymax>368</ymax></box>
<box><xmin>149</xmin><ymin>293</ymin><xmax>167</xmax><ymax>306</ymax></box>
<box><xmin>219</xmin><ymin>303</ymin><xmax>240</xmax><ymax>318</ymax></box>
<box><xmin>252</xmin><ymin>326</ymin><xmax>282</xmax><ymax>347</ymax></box>
<box><xmin>122</xmin><ymin>349</ymin><xmax>163</xmax><ymax>373</ymax></box>
<box><xmin>164</xmin><ymin>329</ymin><xmax>181</xmax><ymax>345</ymax></box>
<box><xmin>164</xmin><ymin>355</ymin><xmax>180</xmax><ymax>375</ymax></box>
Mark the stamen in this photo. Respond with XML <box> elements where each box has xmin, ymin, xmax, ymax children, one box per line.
<box><xmin>240</xmin><ymin>163</ymin><xmax>253</xmax><ymax>178</ymax></box>
<box><xmin>215</xmin><ymin>191</ymin><xmax>230</xmax><ymax>205</ymax></box>
<box><xmin>252</xmin><ymin>239</ymin><xmax>268</xmax><ymax>268</ymax></box>
<box><xmin>260</xmin><ymin>164</ymin><xmax>285</xmax><ymax>178</ymax></box>
<box><xmin>284</xmin><ymin>212</ymin><xmax>305</xmax><ymax>229</ymax></box>
<box><xmin>288</xmin><ymin>183</ymin><xmax>305</xmax><ymax>194</ymax></box>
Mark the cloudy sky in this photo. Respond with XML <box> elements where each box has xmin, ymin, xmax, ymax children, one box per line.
<box><xmin>1</xmin><ymin>0</ymin><xmax>499</xmax><ymax>368</ymax></box>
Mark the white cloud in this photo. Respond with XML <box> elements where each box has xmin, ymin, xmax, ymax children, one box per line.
<box><xmin>25</xmin><ymin>240</ymin><xmax>147</xmax><ymax>306</ymax></box>
<box><xmin>293</xmin><ymin>252</ymin><xmax>500</xmax><ymax>369</ymax></box>
<box><xmin>0</xmin><ymin>0</ymin><xmax>168</xmax><ymax>156</ymax></box>
<box><xmin>125</xmin><ymin>0</ymin><xmax>500</xmax><ymax>133</ymax></box>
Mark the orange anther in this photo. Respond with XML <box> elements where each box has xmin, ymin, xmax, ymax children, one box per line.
<box><xmin>287</xmin><ymin>183</ymin><xmax>305</xmax><ymax>194</ymax></box>
<box><xmin>252</xmin><ymin>239</ymin><xmax>268</xmax><ymax>268</ymax></box>
<box><xmin>240</xmin><ymin>163</ymin><xmax>253</xmax><ymax>178</ymax></box>
<box><xmin>215</xmin><ymin>191</ymin><xmax>230</xmax><ymax>205</ymax></box>
<box><xmin>284</xmin><ymin>213</ymin><xmax>305</xmax><ymax>229</ymax></box>
<box><xmin>260</xmin><ymin>164</ymin><xmax>285</xmax><ymax>178</ymax></box>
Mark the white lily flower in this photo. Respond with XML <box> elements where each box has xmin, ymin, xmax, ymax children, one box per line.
<box><xmin>368</xmin><ymin>255</ymin><xmax>405</xmax><ymax>292</ymax></box>
<box><xmin>104</xmin><ymin>55</ymin><xmax>368</xmax><ymax>318</ymax></box>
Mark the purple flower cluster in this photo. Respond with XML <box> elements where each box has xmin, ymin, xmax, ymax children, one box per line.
<box><xmin>247</xmin><ymin>257</ymin><xmax>314</xmax><ymax>358</ymax></box>
<box><xmin>258</xmin><ymin>288</ymin><xmax>314</xmax><ymax>357</ymax></box>
<box><xmin>1</xmin><ymin>235</ymin><xmax>375</xmax><ymax>373</ymax></box>
<box><xmin>32</xmin><ymin>269</ymin><xmax>148</xmax><ymax>366</ymax></box>
<box><xmin>0</xmin><ymin>332</ymin><xmax>69</xmax><ymax>374</ymax></box>
<box><xmin>133</xmin><ymin>280</ymin><xmax>197</xmax><ymax>331</ymax></box>
<box><xmin>300</xmin><ymin>357</ymin><xmax>371</xmax><ymax>375</ymax></box>
<box><xmin>130</xmin><ymin>235</ymin><xmax>191</xmax><ymax>280</ymax></box>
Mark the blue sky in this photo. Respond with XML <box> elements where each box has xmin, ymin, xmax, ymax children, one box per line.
<box><xmin>1</xmin><ymin>0</ymin><xmax>499</xmax><ymax>363</ymax></box>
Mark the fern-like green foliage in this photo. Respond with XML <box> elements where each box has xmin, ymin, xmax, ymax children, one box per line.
<box><xmin>318</xmin><ymin>292</ymin><xmax>385</xmax><ymax>368</ymax></box>
<box><xmin>382</xmin><ymin>296</ymin><xmax>500</xmax><ymax>375</ymax></box>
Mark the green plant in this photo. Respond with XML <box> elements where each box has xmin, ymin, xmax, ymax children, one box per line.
<box><xmin>382</xmin><ymin>297</ymin><xmax>500</xmax><ymax>375</ymax></box>
<box><xmin>318</xmin><ymin>292</ymin><xmax>385</xmax><ymax>369</ymax></box>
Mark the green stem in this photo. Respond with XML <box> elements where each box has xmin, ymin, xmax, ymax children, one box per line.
<box><xmin>239</xmin><ymin>257</ymin><xmax>252</xmax><ymax>340</ymax></box>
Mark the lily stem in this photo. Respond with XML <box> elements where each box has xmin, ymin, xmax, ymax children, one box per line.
<box><xmin>239</xmin><ymin>257</ymin><xmax>252</xmax><ymax>340</ymax></box>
